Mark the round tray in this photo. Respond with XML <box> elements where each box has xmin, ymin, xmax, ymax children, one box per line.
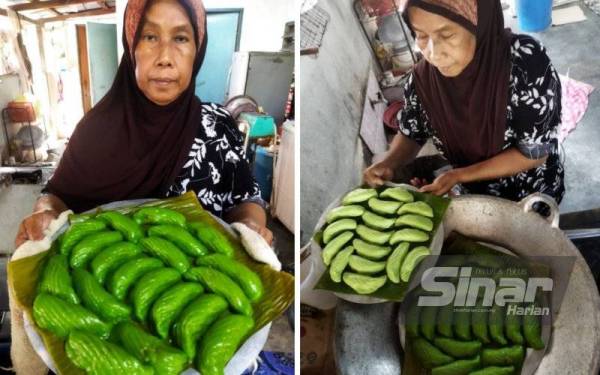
<box><xmin>309</xmin><ymin>183</ymin><xmax>445</xmax><ymax>304</ymax></box>
<box><xmin>396</xmin><ymin>242</ymin><xmax>553</xmax><ymax>375</ymax></box>
<box><xmin>25</xmin><ymin>197</ymin><xmax>271</xmax><ymax>375</ymax></box>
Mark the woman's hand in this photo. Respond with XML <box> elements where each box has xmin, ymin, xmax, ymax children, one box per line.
<box><xmin>410</xmin><ymin>177</ymin><xmax>428</xmax><ymax>188</ymax></box>
<box><xmin>15</xmin><ymin>194</ymin><xmax>68</xmax><ymax>248</ymax></box>
<box><xmin>419</xmin><ymin>169</ymin><xmax>464</xmax><ymax>196</ymax></box>
<box><xmin>364</xmin><ymin>133</ymin><xmax>423</xmax><ymax>187</ymax></box>
<box><xmin>419</xmin><ymin>149</ymin><xmax>547</xmax><ymax>196</ymax></box>
<box><xmin>224</xmin><ymin>202</ymin><xmax>273</xmax><ymax>246</ymax></box>
<box><xmin>364</xmin><ymin>162</ymin><xmax>394</xmax><ymax>187</ymax></box>
<box><xmin>15</xmin><ymin>209</ymin><xmax>60</xmax><ymax>248</ymax></box>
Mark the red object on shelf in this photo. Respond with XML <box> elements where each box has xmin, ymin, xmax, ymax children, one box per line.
<box><xmin>360</xmin><ymin>0</ymin><xmax>402</xmax><ymax>17</ymax></box>
<box><xmin>383</xmin><ymin>100</ymin><xmax>405</xmax><ymax>131</ymax></box>
<box><xmin>6</xmin><ymin>101</ymin><xmax>36</xmax><ymax>123</ymax></box>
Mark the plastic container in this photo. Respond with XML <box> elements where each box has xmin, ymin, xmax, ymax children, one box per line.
<box><xmin>515</xmin><ymin>0</ymin><xmax>552</xmax><ymax>32</ymax></box>
<box><xmin>7</xmin><ymin>101</ymin><xmax>36</xmax><ymax>123</ymax></box>
<box><xmin>253</xmin><ymin>146</ymin><xmax>273</xmax><ymax>202</ymax></box>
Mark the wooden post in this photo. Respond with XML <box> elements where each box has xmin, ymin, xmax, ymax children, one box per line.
<box><xmin>35</xmin><ymin>24</ymin><xmax>56</xmax><ymax>133</ymax></box>
<box><xmin>76</xmin><ymin>25</ymin><xmax>92</xmax><ymax>113</ymax></box>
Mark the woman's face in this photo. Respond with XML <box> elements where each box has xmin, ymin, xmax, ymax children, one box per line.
<box><xmin>134</xmin><ymin>0</ymin><xmax>196</xmax><ymax>106</ymax></box>
<box><xmin>408</xmin><ymin>7</ymin><xmax>476</xmax><ymax>77</ymax></box>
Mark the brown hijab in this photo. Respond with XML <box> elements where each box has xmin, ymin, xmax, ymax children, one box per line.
<box><xmin>401</xmin><ymin>0</ymin><xmax>513</xmax><ymax>167</ymax></box>
<box><xmin>46</xmin><ymin>0</ymin><xmax>208</xmax><ymax>213</ymax></box>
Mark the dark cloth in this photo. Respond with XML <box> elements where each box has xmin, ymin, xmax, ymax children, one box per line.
<box><xmin>166</xmin><ymin>103</ymin><xmax>263</xmax><ymax>218</ymax></box>
<box><xmin>45</xmin><ymin>0</ymin><xmax>208</xmax><ymax>213</ymax></box>
<box><xmin>401</xmin><ymin>0</ymin><xmax>513</xmax><ymax>167</ymax></box>
<box><xmin>399</xmin><ymin>34</ymin><xmax>565</xmax><ymax>203</ymax></box>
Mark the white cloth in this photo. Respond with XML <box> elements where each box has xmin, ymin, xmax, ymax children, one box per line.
<box><xmin>9</xmin><ymin>210</ymin><xmax>71</xmax><ymax>374</ymax></box>
<box><xmin>231</xmin><ymin>222</ymin><xmax>282</xmax><ymax>271</ymax></box>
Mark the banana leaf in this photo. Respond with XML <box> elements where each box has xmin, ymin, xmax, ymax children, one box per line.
<box><xmin>313</xmin><ymin>188</ymin><xmax>450</xmax><ymax>301</ymax></box>
<box><xmin>8</xmin><ymin>191</ymin><xmax>294</xmax><ymax>375</ymax></box>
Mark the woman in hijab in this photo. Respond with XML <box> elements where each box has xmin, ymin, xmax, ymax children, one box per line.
<box><xmin>16</xmin><ymin>0</ymin><xmax>273</xmax><ymax>245</ymax></box>
<box><xmin>364</xmin><ymin>0</ymin><xmax>565</xmax><ymax>205</ymax></box>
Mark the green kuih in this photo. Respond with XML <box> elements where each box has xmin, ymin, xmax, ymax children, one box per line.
<box><xmin>70</xmin><ymin>231</ymin><xmax>123</xmax><ymax>268</ymax></box>
<box><xmin>468</xmin><ymin>366</ymin><xmax>515</xmax><ymax>375</ymax></box>
<box><xmin>431</xmin><ymin>356</ymin><xmax>480</xmax><ymax>375</ymax></box>
<box><xmin>386</xmin><ymin>242</ymin><xmax>410</xmax><ymax>283</ymax></box>
<box><xmin>405</xmin><ymin>302</ymin><xmax>421</xmax><ymax>338</ymax></box>
<box><xmin>329</xmin><ymin>246</ymin><xmax>354</xmax><ymax>283</ymax></box>
<box><xmin>322</xmin><ymin>231</ymin><xmax>354</xmax><ymax>265</ymax></box>
<box><xmin>362</xmin><ymin>211</ymin><xmax>395</xmax><ymax>230</ymax></box>
<box><xmin>436</xmin><ymin>304</ymin><xmax>454</xmax><ymax>338</ymax></box>
<box><xmin>325</xmin><ymin>205</ymin><xmax>365</xmax><ymax>223</ymax></box>
<box><xmin>108</xmin><ymin>257</ymin><xmax>164</xmax><ymax>300</ymax></box>
<box><xmin>188</xmin><ymin>221</ymin><xmax>235</xmax><ymax>257</ymax></box>
<box><xmin>379</xmin><ymin>187</ymin><xmax>414</xmax><ymax>203</ymax></box>
<box><xmin>412</xmin><ymin>338</ymin><xmax>454</xmax><ymax>369</ymax></box>
<box><xmin>404</xmin><ymin>301</ymin><xmax>421</xmax><ymax>338</ymax></box>
<box><xmin>481</xmin><ymin>346</ymin><xmax>525</xmax><ymax>367</ymax></box>
<box><xmin>395</xmin><ymin>214</ymin><xmax>434</xmax><ymax>232</ymax></box>
<box><xmin>420</xmin><ymin>306</ymin><xmax>438</xmax><ymax>341</ymax></box>
<box><xmin>38</xmin><ymin>254</ymin><xmax>79</xmax><ymax>305</ymax></box>
<box><xmin>184</xmin><ymin>267</ymin><xmax>253</xmax><ymax>316</ymax></box>
<box><xmin>342</xmin><ymin>272</ymin><xmax>387</xmax><ymax>294</ymax></box>
<box><xmin>114</xmin><ymin>321</ymin><xmax>189</xmax><ymax>375</ymax></box>
<box><xmin>433</xmin><ymin>338</ymin><xmax>482</xmax><ymax>358</ymax></box>
<box><xmin>133</xmin><ymin>207</ymin><xmax>187</xmax><ymax>227</ymax></box>
<box><xmin>390</xmin><ymin>228</ymin><xmax>429</xmax><ymax>245</ymax></box>
<box><xmin>471</xmin><ymin>301</ymin><xmax>491</xmax><ymax>344</ymax></box>
<box><xmin>68</xmin><ymin>213</ymin><xmax>96</xmax><ymax>225</ymax></box>
<box><xmin>140</xmin><ymin>236</ymin><xmax>191</xmax><ymax>273</ymax></box>
<box><xmin>505</xmin><ymin>303</ymin><xmax>524</xmax><ymax>345</ymax></box>
<box><xmin>148</xmin><ymin>225</ymin><xmax>209</xmax><ymax>256</ymax></box>
<box><xmin>72</xmin><ymin>269</ymin><xmax>131</xmax><ymax>323</ymax></box>
<box><xmin>33</xmin><ymin>293</ymin><xmax>111</xmax><ymax>339</ymax></box>
<box><xmin>341</xmin><ymin>188</ymin><xmax>378</xmax><ymax>205</ymax></box>
<box><xmin>397</xmin><ymin>201</ymin><xmax>434</xmax><ymax>218</ymax></box>
<box><xmin>348</xmin><ymin>255</ymin><xmax>386</xmax><ymax>274</ymax></box>
<box><xmin>454</xmin><ymin>307</ymin><xmax>472</xmax><ymax>341</ymax></box>
<box><xmin>355</xmin><ymin>224</ymin><xmax>392</xmax><ymax>245</ymax></box>
<box><xmin>131</xmin><ymin>267</ymin><xmax>181</xmax><ymax>322</ymax></box>
<box><xmin>66</xmin><ymin>330</ymin><xmax>154</xmax><ymax>375</ymax></box>
<box><xmin>151</xmin><ymin>282</ymin><xmax>204</xmax><ymax>339</ymax></box>
<box><xmin>367</xmin><ymin>197</ymin><xmax>402</xmax><ymax>216</ymax></box>
<box><xmin>467</xmin><ymin>253</ymin><xmax>506</xmax><ymax>269</ymax></box>
<box><xmin>523</xmin><ymin>302</ymin><xmax>545</xmax><ymax>349</ymax></box>
<box><xmin>323</xmin><ymin>219</ymin><xmax>358</xmax><ymax>244</ymax></box>
<box><xmin>90</xmin><ymin>242</ymin><xmax>142</xmax><ymax>284</ymax></box>
<box><xmin>173</xmin><ymin>294</ymin><xmax>229</xmax><ymax>359</ymax></box>
<box><xmin>352</xmin><ymin>239</ymin><xmax>391</xmax><ymax>260</ymax></box>
<box><xmin>196</xmin><ymin>253</ymin><xmax>264</xmax><ymax>302</ymax></box>
<box><xmin>489</xmin><ymin>305</ymin><xmax>508</xmax><ymax>345</ymax></box>
<box><xmin>197</xmin><ymin>314</ymin><xmax>255</xmax><ymax>375</ymax></box>
<box><xmin>59</xmin><ymin>219</ymin><xmax>107</xmax><ymax>255</ymax></box>
<box><xmin>97</xmin><ymin>211</ymin><xmax>144</xmax><ymax>243</ymax></box>
<box><xmin>400</xmin><ymin>246</ymin><xmax>430</xmax><ymax>282</ymax></box>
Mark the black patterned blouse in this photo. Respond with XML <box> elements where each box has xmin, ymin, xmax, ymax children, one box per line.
<box><xmin>166</xmin><ymin>103</ymin><xmax>263</xmax><ymax>217</ymax></box>
<box><xmin>399</xmin><ymin>34</ymin><xmax>565</xmax><ymax>203</ymax></box>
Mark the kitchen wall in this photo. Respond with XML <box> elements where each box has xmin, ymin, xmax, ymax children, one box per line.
<box><xmin>0</xmin><ymin>185</ymin><xmax>41</xmax><ymax>254</ymax></box>
<box><xmin>0</xmin><ymin>73</ymin><xmax>21</xmax><ymax>159</ymax></box>
<box><xmin>300</xmin><ymin>0</ymin><xmax>375</xmax><ymax>244</ymax></box>
<box><xmin>116</xmin><ymin>0</ymin><xmax>294</xmax><ymax>59</ymax></box>
<box><xmin>203</xmin><ymin>0</ymin><xmax>294</xmax><ymax>52</ymax></box>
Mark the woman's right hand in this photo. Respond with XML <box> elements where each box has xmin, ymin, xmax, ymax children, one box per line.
<box><xmin>363</xmin><ymin>161</ymin><xmax>394</xmax><ymax>187</ymax></box>
<box><xmin>15</xmin><ymin>209</ymin><xmax>60</xmax><ymax>248</ymax></box>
